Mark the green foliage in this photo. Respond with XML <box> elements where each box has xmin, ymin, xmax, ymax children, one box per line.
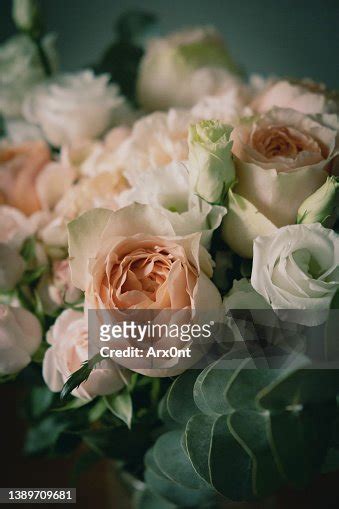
<box><xmin>104</xmin><ymin>387</ymin><xmax>133</xmax><ymax>428</ymax></box>
<box><xmin>141</xmin><ymin>352</ymin><xmax>339</xmax><ymax>506</ymax></box>
<box><xmin>93</xmin><ymin>10</ymin><xmax>157</xmax><ymax>103</ymax></box>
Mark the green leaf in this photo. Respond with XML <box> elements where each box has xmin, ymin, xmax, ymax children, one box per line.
<box><xmin>24</xmin><ymin>415</ymin><xmax>69</xmax><ymax>455</ymax></box>
<box><xmin>60</xmin><ymin>353</ymin><xmax>102</xmax><ymax>400</ymax></box>
<box><xmin>209</xmin><ymin>415</ymin><xmax>253</xmax><ymax>501</ymax></box>
<box><xmin>20</xmin><ymin>236</ymin><xmax>36</xmax><ymax>262</ymax></box>
<box><xmin>166</xmin><ymin>370</ymin><xmax>200</xmax><ymax>426</ymax></box>
<box><xmin>135</xmin><ymin>488</ymin><xmax>177</xmax><ymax>509</ymax></box>
<box><xmin>104</xmin><ymin>387</ymin><xmax>133</xmax><ymax>428</ymax></box>
<box><xmin>185</xmin><ymin>414</ymin><xmax>217</xmax><ymax>484</ymax></box>
<box><xmin>268</xmin><ymin>403</ymin><xmax>336</xmax><ymax>487</ymax></box>
<box><xmin>144</xmin><ymin>468</ymin><xmax>214</xmax><ymax>508</ymax></box>
<box><xmin>25</xmin><ymin>385</ymin><xmax>55</xmax><ymax>419</ymax></box>
<box><xmin>153</xmin><ymin>430</ymin><xmax>209</xmax><ymax>490</ymax></box>
<box><xmin>21</xmin><ymin>265</ymin><xmax>47</xmax><ymax>285</ymax></box>
<box><xmin>321</xmin><ymin>447</ymin><xmax>339</xmax><ymax>474</ymax></box>
<box><xmin>228</xmin><ymin>410</ymin><xmax>283</xmax><ymax>497</ymax></box>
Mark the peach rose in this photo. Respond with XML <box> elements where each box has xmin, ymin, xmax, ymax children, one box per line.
<box><xmin>43</xmin><ymin>309</ymin><xmax>127</xmax><ymax>399</ymax></box>
<box><xmin>68</xmin><ymin>204</ymin><xmax>222</xmax><ymax>376</ymax></box>
<box><xmin>222</xmin><ymin>107</ymin><xmax>339</xmax><ymax>257</ymax></box>
<box><xmin>68</xmin><ymin>204</ymin><xmax>221</xmax><ymax>311</ymax></box>
<box><xmin>0</xmin><ymin>305</ymin><xmax>42</xmax><ymax>374</ymax></box>
<box><xmin>251</xmin><ymin>79</ymin><xmax>338</xmax><ymax>115</ymax></box>
<box><xmin>0</xmin><ymin>140</ymin><xmax>50</xmax><ymax>215</ymax></box>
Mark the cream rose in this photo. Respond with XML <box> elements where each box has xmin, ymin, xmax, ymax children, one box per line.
<box><xmin>137</xmin><ymin>27</ymin><xmax>240</xmax><ymax>110</ymax></box>
<box><xmin>23</xmin><ymin>70</ymin><xmax>129</xmax><ymax>147</ymax></box>
<box><xmin>222</xmin><ymin>108</ymin><xmax>338</xmax><ymax>257</ymax></box>
<box><xmin>251</xmin><ymin>79</ymin><xmax>338</xmax><ymax>115</ymax></box>
<box><xmin>43</xmin><ymin>309</ymin><xmax>126</xmax><ymax>399</ymax></box>
<box><xmin>0</xmin><ymin>305</ymin><xmax>42</xmax><ymax>374</ymax></box>
<box><xmin>251</xmin><ymin>223</ymin><xmax>339</xmax><ymax>326</ymax></box>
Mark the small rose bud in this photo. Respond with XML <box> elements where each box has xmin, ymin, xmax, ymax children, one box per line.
<box><xmin>188</xmin><ymin>120</ymin><xmax>236</xmax><ymax>204</ymax></box>
<box><xmin>297</xmin><ymin>176</ymin><xmax>339</xmax><ymax>225</ymax></box>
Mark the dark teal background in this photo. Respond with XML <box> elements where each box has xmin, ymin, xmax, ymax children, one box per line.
<box><xmin>1</xmin><ymin>0</ymin><xmax>339</xmax><ymax>87</ymax></box>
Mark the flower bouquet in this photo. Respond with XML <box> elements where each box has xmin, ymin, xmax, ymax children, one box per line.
<box><xmin>1</xmin><ymin>1</ymin><xmax>339</xmax><ymax>507</ymax></box>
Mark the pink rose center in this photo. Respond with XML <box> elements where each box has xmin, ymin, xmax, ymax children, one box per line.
<box><xmin>251</xmin><ymin>126</ymin><xmax>323</xmax><ymax>160</ymax></box>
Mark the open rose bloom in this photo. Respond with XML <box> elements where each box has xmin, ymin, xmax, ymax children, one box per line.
<box><xmin>1</xmin><ymin>14</ymin><xmax>339</xmax><ymax>505</ymax></box>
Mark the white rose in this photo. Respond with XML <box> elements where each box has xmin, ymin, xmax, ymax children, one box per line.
<box><xmin>43</xmin><ymin>309</ymin><xmax>127</xmax><ymax>400</ymax></box>
<box><xmin>251</xmin><ymin>223</ymin><xmax>339</xmax><ymax>326</ymax></box>
<box><xmin>23</xmin><ymin>70</ymin><xmax>129</xmax><ymax>147</ymax></box>
<box><xmin>117</xmin><ymin>161</ymin><xmax>226</xmax><ymax>248</ymax></box>
<box><xmin>0</xmin><ymin>33</ymin><xmax>57</xmax><ymax>118</ymax></box>
<box><xmin>0</xmin><ymin>305</ymin><xmax>42</xmax><ymax>374</ymax></box>
<box><xmin>137</xmin><ymin>27</ymin><xmax>240</xmax><ymax>110</ymax></box>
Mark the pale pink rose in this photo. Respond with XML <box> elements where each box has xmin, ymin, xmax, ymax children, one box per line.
<box><xmin>0</xmin><ymin>206</ymin><xmax>34</xmax><ymax>290</ymax></box>
<box><xmin>222</xmin><ymin>107</ymin><xmax>339</xmax><ymax>257</ymax></box>
<box><xmin>230</xmin><ymin>107</ymin><xmax>338</xmax><ymax>227</ymax></box>
<box><xmin>0</xmin><ymin>305</ymin><xmax>42</xmax><ymax>374</ymax></box>
<box><xmin>60</xmin><ymin>126</ymin><xmax>131</xmax><ymax>179</ymax></box>
<box><xmin>0</xmin><ymin>140</ymin><xmax>50</xmax><ymax>215</ymax></box>
<box><xmin>251</xmin><ymin>79</ymin><xmax>338</xmax><ymax>115</ymax></box>
<box><xmin>48</xmin><ymin>259</ymin><xmax>82</xmax><ymax>306</ymax></box>
<box><xmin>43</xmin><ymin>309</ymin><xmax>127</xmax><ymax>399</ymax></box>
<box><xmin>35</xmin><ymin>162</ymin><xmax>76</xmax><ymax>211</ymax></box>
<box><xmin>0</xmin><ymin>205</ymin><xmax>34</xmax><ymax>248</ymax></box>
<box><xmin>40</xmin><ymin>172</ymin><xmax>128</xmax><ymax>247</ymax></box>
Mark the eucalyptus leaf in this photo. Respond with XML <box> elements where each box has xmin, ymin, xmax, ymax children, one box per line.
<box><xmin>153</xmin><ymin>430</ymin><xmax>208</xmax><ymax>490</ymax></box>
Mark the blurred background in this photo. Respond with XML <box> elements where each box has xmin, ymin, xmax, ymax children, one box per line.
<box><xmin>1</xmin><ymin>0</ymin><xmax>339</xmax><ymax>88</ymax></box>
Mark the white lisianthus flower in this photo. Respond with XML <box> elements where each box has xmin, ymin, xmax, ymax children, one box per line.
<box><xmin>0</xmin><ymin>33</ymin><xmax>57</xmax><ymax>118</ymax></box>
<box><xmin>188</xmin><ymin>120</ymin><xmax>236</xmax><ymax>204</ymax></box>
<box><xmin>137</xmin><ymin>27</ymin><xmax>240</xmax><ymax>111</ymax></box>
<box><xmin>0</xmin><ymin>305</ymin><xmax>42</xmax><ymax>375</ymax></box>
<box><xmin>23</xmin><ymin>70</ymin><xmax>130</xmax><ymax>147</ymax></box>
<box><xmin>251</xmin><ymin>223</ymin><xmax>339</xmax><ymax>326</ymax></box>
<box><xmin>43</xmin><ymin>309</ymin><xmax>127</xmax><ymax>400</ymax></box>
<box><xmin>222</xmin><ymin>107</ymin><xmax>339</xmax><ymax>257</ymax></box>
<box><xmin>117</xmin><ymin>161</ymin><xmax>226</xmax><ymax>248</ymax></box>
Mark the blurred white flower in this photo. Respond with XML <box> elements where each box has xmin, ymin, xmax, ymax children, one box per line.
<box><xmin>0</xmin><ymin>33</ymin><xmax>57</xmax><ymax>118</ymax></box>
<box><xmin>137</xmin><ymin>27</ymin><xmax>241</xmax><ymax>110</ymax></box>
<box><xmin>23</xmin><ymin>70</ymin><xmax>130</xmax><ymax>147</ymax></box>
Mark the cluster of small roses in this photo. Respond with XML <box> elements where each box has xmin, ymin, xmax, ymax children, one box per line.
<box><xmin>0</xmin><ymin>25</ymin><xmax>338</xmax><ymax>400</ymax></box>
